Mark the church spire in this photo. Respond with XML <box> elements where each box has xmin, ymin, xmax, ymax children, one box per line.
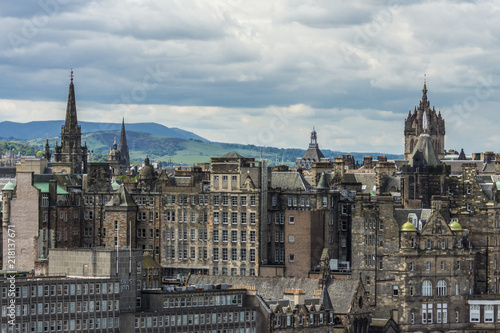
<box><xmin>64</xmin><ymin>69</ymin><xmax>78</xmax><ymax>130</ymax></box>
<box><xmin>118</xmin><ymin>117</ymin><xmax>130</xmax><ymax>167</ymax></box>
<box><xmin>421</xmin><ymin>74</ymin><xmax>428</xmax><ymax>105</ymax></box>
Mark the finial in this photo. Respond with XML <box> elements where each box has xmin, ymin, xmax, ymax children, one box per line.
<box><xmin>424</xmin><ymin>73</ymin><xmax>426</xmax><ymax>84</ymax></box>
<box><xmin>70</xmin><ymin>69</ymin><xmax>73</xmax><ymax>83</ymax></box>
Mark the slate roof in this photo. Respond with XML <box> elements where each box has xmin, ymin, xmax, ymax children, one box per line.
<box><xmin>443</xmin><ymin>160</ymin><xmax>484</xmax><ymax>174</ymax></box>
<box><xmin>106</xmin><ymin>185</ymin><xmax>137</xmax><ymax>207</ymax></box>
<box><xmin>410</xmin><ymin>133</ymin><xmax>439</xmax><ymax>167</ymax></box>
<box><xmin>222</xmin><ymin>152</ymin><xmax>244</xmax><ymax>159</ymax></box>
<box><xmin>270</xmin><ymin>172</ymin><xmax>313</xmax><ymax>191</ymax></box>
<box><xmin>353</xmin><ymin>173</ymin><xmax>376</xmax><ymax>194</ymax></box>
<box><xmin>301</xmin><ymin>147</ymin><xmax>325</xmax><ymax>161</ymax></box>
<box><xmin>324</xmin><ymin>279</ymin><xmax>360</xmax><ymax>314</ymax></box>
<box><xmin>393</xmin><ymin>209</ymin><xmax>431</xmax><ymax>227</ymax></box>
<box><xmin>187</xmin><ymin>275</ymin><xmax>321</xmax><ymax>300</ymax></box>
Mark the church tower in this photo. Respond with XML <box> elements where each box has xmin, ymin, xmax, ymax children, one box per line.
<box><xmin>53</xmin><ymin>71</ymin><xmax>88</xmax><ymax>175</ymax></box>
<box><xmin>404</xmin><ymin>80</ymin><xmax>445</xmax><ymax>160</ymax></box>
<box><xmin>118</xmin><ymin>117</ymin><xmax>130</xmax><ymax>168</ymax></box>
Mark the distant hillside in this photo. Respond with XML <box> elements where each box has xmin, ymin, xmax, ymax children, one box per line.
<box><xmin>25</xmin><ymin>130</ymin><xmax>403</xmax><ymax>165</ymax></box>
<box><xmin>0</xmin><ymin>121</ymin><xmax>207</xmax><ymax>142</ymax></box>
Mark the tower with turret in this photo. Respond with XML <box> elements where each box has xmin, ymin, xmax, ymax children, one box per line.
<box><xmin>404</xmin><ymin>80</ymin><xmax>446</xmax><ymax>161</ymax></box>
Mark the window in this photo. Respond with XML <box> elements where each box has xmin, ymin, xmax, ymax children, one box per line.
<box><xmin>426</xmin><ymin>261</ymin><xmax>431</xmax><ymax>270</ymax></box>
<box><xmin>422</xmin><ymin>304</ymin><xmax>433</xmax><ymax>324</ymax></box>
<box><xmin>470</xmin><ymin>304</ymin><xmax>480</xmax><ymax>322</ymax></box>
<box><xmin>231</xmin><ymin>212</ymin><xmax>238</xmax><ymax>224</ymax></box>
<box><xmin>232</xmin><ymin>175</ymin><xmax>237</xmax><ymax>181</ymax></box>
<box><xmin>289</xmin><ymin>254</ymin><xmax>295</xmax><ymax>262</ymax></box>
<box><xmin>231</xmin><ymin>230</ymin><xmax>237</xmax><ymax>243</ymax></box>
<box><xmin>288</xmin><ymin>235</ymin><xmax>295</xmax><ymax>243</ymax></box>
<box><xmin>222</xmin><ymin>230</ymin><xmax>228</xmax><ymax>242</ymax></box>
<box><xmin>240</xmin><ymin>249</ymin><xmax>247</xmax><ymax>261</ymax></box>
<box><xmin>437</xmin><ymin>303</ymin><xmax>447</xmax><ymax>323</ymax></box>
<box><xmin>322</xmin><ymin>196</ymin><xmax>327</xmax><ymax>207</ymax></box>
<box><xmin>411</xmin><ymin>312</ymin><xmax>415</xmax><ymax>324</ymax></box>
<box><xmin>422</xmin><ymin>280</ymin><xmax>432</xmax><ymax>296</ymax></box>
<box><xmin>213</xmin><ymin>248</ymin><xmax>219</xmax><ymax>261</ymax></box>
<box><xmin>289</xmin><ymin>216</ymin><xmax>295</xmax><ymax>224</ymax></box>
<box><xmin>250</xmin><ymin>195</ymin><xmax>256</xmax><ymax>206</ymax></box>
<box><xmin>250</xmin><ymin>249</ymin><xmax>255</xmax><ymax>262</ymax></box>
<box><xmin>250</xmin><ymin>212</ymin><xmax>256</xmax><ymax>224</ymax></box>
<box><xmin>222</xmin><ymin>196</ymin><xmax>228</xmax><ymax>206</ymax></box>
<box><xmin>250</xmin><ymin>231</ymin><xmax>256</xmax><ymax>242</ymax></box>
<box><xmin>392</xmin><ymin>285</ymin><xmax>398</xmax><ymax>296</ymax></box>
<box><xmin>240</xmin><ymin>196</ymin><xmax>247</xmax><ymax>206</ymax></box>
<box><xmin>437</xmin><ymin>280</ymin><xmax>447</xmax><ymax>296</ymax></box>
<box><xmin>485</xmin><ymin>305</ymin><xmax>494</xmax><ymax>323</ymax></box>
<box><xmin>222</xmin><ymin>248</ymin><xmax>228</xmax><ymax>261</ymax></box>
<box><xmin>410</xmin><ymin>261</ymin><xmax>414</xmax><ymax>271</ymax></box>
<box><xmin>213</xmin><ymin>212</ymin><xmax>219</xmax><ymax>224</ymax></box>
<box><xmin>441</xmin><ymin>261</ymin><xmax>445</xmax><ymax>270</ymax></box>
<box><xmin>272</xmin><ymin>196</ymin><xmax>277</xmax><ymax>207</ymax></box>
<box><xmin>426</xmin><ymin>239</ymin><xmax>432</xmax><ymax>249</ymax></box>
<box><xmin>241</xmin><ymin>230</ymin><xmax>246</xmax><ymax>242</ymax></box>
<box><xmin>241</xmin><ymin>212</ymin><xmax>247</xmax><ymax>224</ymax></box>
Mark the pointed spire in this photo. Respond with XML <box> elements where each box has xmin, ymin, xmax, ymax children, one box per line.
<box><xmin>118</xmin><ymin>117</ymin><xmax>130</xmax><ymax>167</ymax></box>
<box><xmin>64</xmin><ymin>69</ymin><xmax>78</xmax><ymax>131</ymax></box>
<box><xmin>421</xmin><ymin>74</ymin><xmax>428</xmax><ymax>105</ymax></box>
<box><xmin>458</xmin><ymin>148</ymin><xmax>466</xmax><ymax>160</ymax></box>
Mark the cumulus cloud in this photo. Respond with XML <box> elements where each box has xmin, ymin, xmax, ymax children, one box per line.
<box><xmin>0</xmin><ymin>0</ymin><xmax>499</xmax><ymax>154</ymax></box>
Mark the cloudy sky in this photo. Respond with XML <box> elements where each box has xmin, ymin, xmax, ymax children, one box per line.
<box><xmin>0</xmin><ymin>0</ymin><xmax>499</xmax><ymax>154</ymax></box>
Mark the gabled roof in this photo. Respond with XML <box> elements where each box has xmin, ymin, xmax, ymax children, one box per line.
<box><xmin>325</xmin><ymin>279</ymin><xmax>360</xmax><ymax>314</ymax></box>
<box><xmin>106</xmin><ymin>185</ymin><xmax>137</xmax><ymax>207</ymax></box>
<box><xmin>270</xmin><ymin>172</ymin><xmax>312</xmax><ymax>191</ymax></box>
<box><xmin>222</xmin><ymin>152</ymin><xmax>244</xmax><ymax>159</ymax></box>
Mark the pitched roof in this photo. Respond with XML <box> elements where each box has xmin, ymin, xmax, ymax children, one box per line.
<box><xmin>222</xmin><ymin>152</ymin><xmax>244</xmax><ymax>159</ymax></box>
<box><xmin>410</xmin><ymin>133</ymin><xmax>439</xmax><ymax>167</ymax></box>
<box><xmin>325</xmin><ymin>279</ymin><xmax>360</xmax><ymax>313</ymax></box>
<box><xmin>270</xmin><ymin>172</ymin><xmax>312</xmax><ymax>191</ymax></box>
<box><xmin>106</xmin><ymin>184</ymin><xmax>137</xmax><ymax>207</ymax></box>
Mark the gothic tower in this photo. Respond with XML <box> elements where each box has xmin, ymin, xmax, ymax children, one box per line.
<box><xmin>53</xmin><ymin>71</ymin><xmax>88</xmax><ymax>175</ymax></box>
<box><xmin>118</xmin><ymin>117</ymin><xmax>130</xmax><ymax>168</ymax></box>
<box><xmin>404</xmin><ymin>81</ymin><xmax>445</xmax><ymax>160</ymax></box>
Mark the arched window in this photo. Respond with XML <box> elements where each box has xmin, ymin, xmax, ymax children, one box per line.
<box><xmin>422</xmin><ymin>280</ymin><xmax>432</xmax><ymax>296</ymax></box>
<box><xmin>437</xmin><ymin>280</ymin><xmax>447</xmax><ymax>296</ymax></box>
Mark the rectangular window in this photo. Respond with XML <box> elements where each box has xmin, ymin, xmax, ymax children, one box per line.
<box><xmin>272</xmin><ymin>196</ymin><xmax>277</xmax><ymax>207</ymax></box>
<box><xmin>470</xmin><ymin>304</ymin><xmax>480</xmax><ymax>322</ymax></box>
<box><xmin>250</xmin><ymin>195</ymin><xmax>256</xmax><ymax>206</ymax></box>
<box><xmin>485</xmin><ymin>305</ymin><xmax>494</xmax><ymax>322</ymax></box>
<box><xmin>392</xmin><ymin>285</ymin><xmax>398</xmax><ymax>296</ymax></box>
<box><xmin>289</xmin><ymin>216</ymin><xmax>295</xmax><ymax>224</ymax></box>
